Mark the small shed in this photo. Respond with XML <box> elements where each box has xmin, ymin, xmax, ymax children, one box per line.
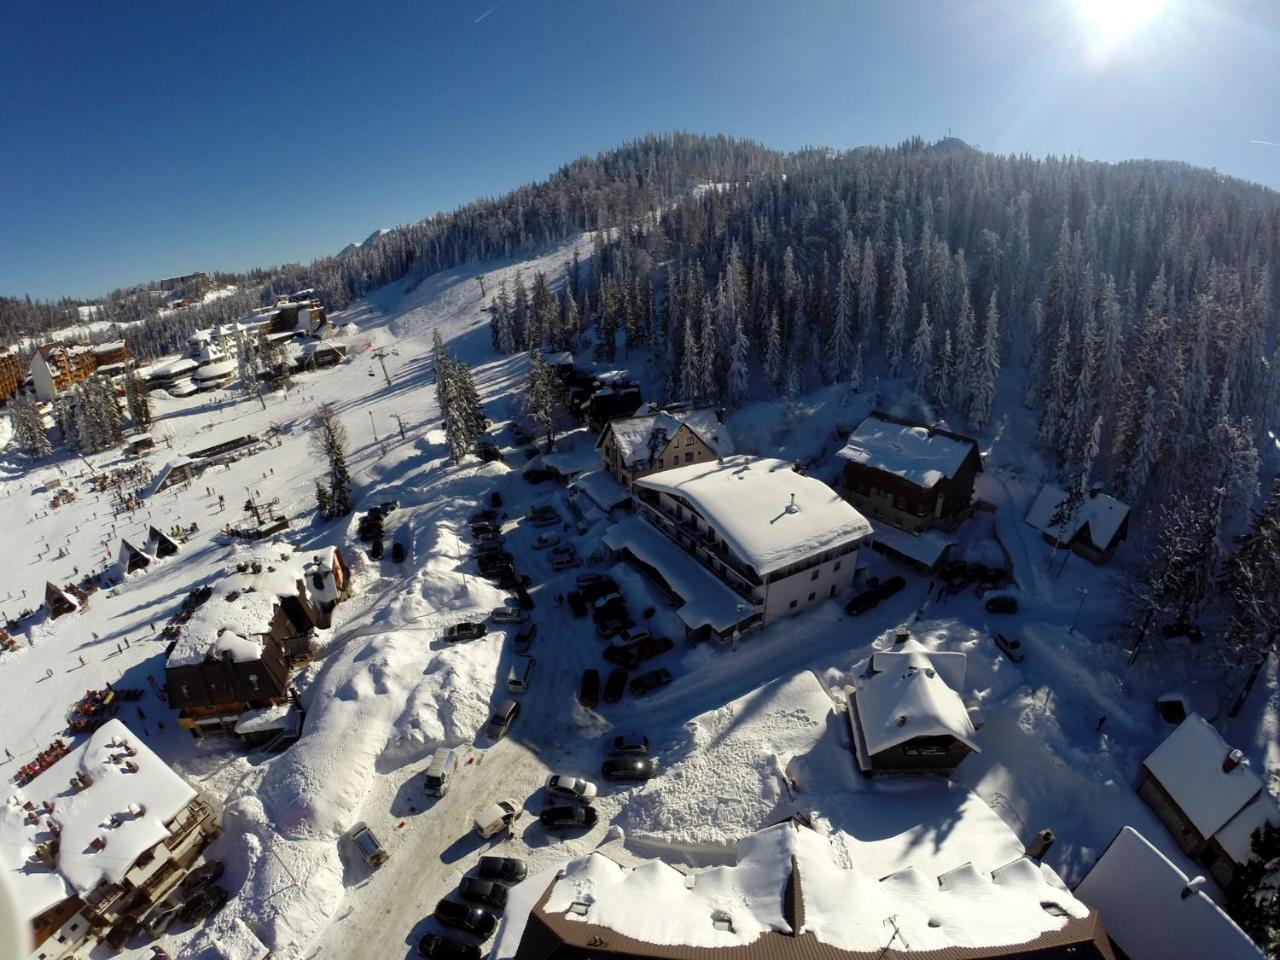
<box><xmin>118</xmin><ymin>538</ymin><xmax>154</xmax><ymax>575</ymax></box>
<box><xmin>146</xmin><ymin>525</ymin><xmax>181</xmax><ymax>558</ymax></box>
<box><xmin>1025</xmin><ymin>484</ymin><xmax>1130</xmax><ymax>564</ymax></box>
<box><xmin>145</xmin><ymin>457</ymin><xmax>196</xmax><ymax>497</ymax></box>
<box><xmin>45</xmin><ymin>581</ymin><xmax>79</xmax><ymax>619</ymax></box>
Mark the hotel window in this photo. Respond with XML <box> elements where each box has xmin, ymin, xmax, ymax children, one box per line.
<box><xmin>808</xmin><ymin>592</ymin><xmax>816</xmax><ymax>601</ymax></box>
<box><xmin>834</xmin><ymin>560</ymin><xmax>842</xmax><ymax>572</ymax></box>
<box><xmin>789</xmin><ymin>599</ymin><xmax>798</xmax><ymax>609</ymax></box>
<box><xmin>685</xmin><ymin>452</ymin><xmax>694</xmax><ymax>463</ymax></box>
<box><xmin>685</xmin><ymin>435</ymin><xmax>695</xmax><ymax>446</ymax></box>
<box><xmin>810</xmin><ymin>570</ymin><xmax>819</xmax><ymax>581</ymax></box>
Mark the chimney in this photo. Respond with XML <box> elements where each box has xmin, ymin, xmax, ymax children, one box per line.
<box><xmin>1180</xmin><ymin>876</ymin><xmax>1207</xmax><ymax>900</ymax></box>
<box><xmin>785</xmin><ymin>494</ymin><xmax>798</xmax><ymax>514</ymax></box>
<box><xmin>895</xmin><ymin>628</ymin><xmax>911</xmax><ymax>645</ymax></box>
<box><xmin>1027</xmin><ymin>828</ymin><xmax>1056</xmax><ymax>860</ymax></box>
<box><xmin>1223</xmin><ymin>749</ymin><xmax>1245</xmax><ymax>774</ymax></box>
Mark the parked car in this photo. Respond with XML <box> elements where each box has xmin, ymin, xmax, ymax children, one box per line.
<box><xmin>529</xmin><ymin>510</ymin><xmax>562</xmax><ymax>527</ymax></box>
<box><xmin>592</xmin><ymin>602</ymin><xmax>628</xmax><ymax>625</ymax></box>
<box><xmin>605</xmin><ymin>733</ymin><xmax>649</xmax><ymax>756</ymax></box>
<box><xmin>418</xmin><ymin>933</ymin><xmax>482</xmax><ymax>960</ymax></box>
<box><xmin>485</xmin><ymin>699</ymin><xmax>521</xmax><ymax>741</ymax></box>
<box><xmin>369</xmin><ymin>539</ymin><xmax>384</xmax><ymax>561</ymax></box>
<box><xmin>490</xmin><ymin>606</ymin><xmax>526</xmax><ymax>624</ymax></box>
<box><xmin>619</xmin><ymin>628</ymin><xmax>651</xmax><ymax>646</ymax></box>
<box><xmin>602</xmin><ymin>757</ymin><xmax>657</xmax><ymax>782</ymax></box>
<box><xmin>476</xmin><ymin>551</ymin><xmax>515</xmax><ymax>573</ymax></box>
<box><xmin>513</xmin><ymin>624</ymin><xmax>538</xmax><ymax>654</ymax></box>
<box><xmin>459</xmin><ymin>876</ymin><xmax>509</xmax><ymax>909</ymax></box>
<box><xmin>637</xmin><ymin>634</ymin><xmax>673</xmax><ymax>661</ymax></box>
<box><xmin>178</xmin><ymin>884</ymin><xmax>228</xmax><ymax>924</ymax></box>
<box><xmin>985</xmin><ymin>595</ymin><xmax>1019</xmax><ymax>614</ymax></box>
<box><xmin>178</xmin><ymin>860</ymin><xmax>225</xmax><ymax>900</ymax></box>
<box><xmin>523</xmin><ymin>465</ymin><xmax>556</xmax><ymax>484</ymax></box>
<box><xmin>143</xmin><ymin>896</ymin><xmax>185</xmax><ymax>938</ymax></box>
<box><xmin>477</xmin><ymin>856</ymin><xmax>527</xmax><ymax>884</ymax></box>
<box><xmin>539</xmin><ymin>804</ymin><xmax>599</xmax><ymax>831</ymax></box>
<box><xmin>577</xmin><ymin>573</ymin><xmax>617</xmax><ymax>595</ymax></box>
<box><xmin>876</xmin><ymin>576</ymin><xmax>907</xmax><ymax>600</ymax></box>
<box><xmin>630</xmin><ymin>668</ymin><xmax>673</xmax><ymax>697</ymax></box>
<box><xmin>548</xmin><ymin>542</ymin><xmax>577</xmax><ymax>559</ymax></box>
<box><xmin>603</xmin><ymin>667</ymin><xmax>628</xmax><ymax>704</ymax></box>
<box><xmin>603</xmin><ymin>643</ymin><xmax>643</xmax><ymax>670</ymax></box>
<box><xmin>550</xmin><ymin>553</ymin><xmax>580</xmax><ymax>571</ymax></box>
<box><xmin>994</xmin><ymin>632</ymin><xmax>1026</xmax><ymax>662</ymax></box>
<box><xmin>533</xmin><ymin>533</ymin><xmax>560</xmax><ymax>550</ymax></box>
<box><xmin>474</xmin><ymin>539</ymin><xmax>505</xmax><ymax>556</ymax></box>
<box><xmin>473</xmin><ymin>531</ymin><xmax>503</xmax><ymax>548</ymax></box>
<box><xmin>845</xmin><ymin>590</ymin><xmax>880</xmax><ymax>616</ymax></box>
<box><xmin>546</xmin><ymin>774</ymin><xmax>598</xmax><ymax>802</ymax></box>
<box><xmin>433</xmin><ymin>898</ymin><xmax>498</xmax><ymax>939</ymax></box>
<box><xmin>349</xmin><ymin>822</ymin><xmax>389</xmax><ymax>866</ymax></box>
<box><xmin>506</xmin><ymin>655</ymin><xmax>535</xmax><ymax>693</ymax></box>
<box><xmin>579</xmin><ymin>668</ymin><xmax>600</xmax><ymax>708</ymax></box>
<box><xmin>567</xmin><ymin>590</ymin><xmax>588</xmax><ymax>617</ymax></box>
<box><xmin>470</xmin><ymin>520</ymin><xmax>499</xmax><ymax>537</ymax></box>
<box><xmin>492</xmin><ymin>567</ymin><xmax>532</xmax><ymax>590</ymax></box>
<box><xmin>473</xmin><ymin>798</ymin><xmax>520</xmax><ymax>838</ymax></box>
<box><xmin>423</xmin><ymin>748</ymin><xmax>459</xmax><ymax>797</ymax></box>
<box><xmin>444</xmin><ymin>622</ymin><xmax>488</xmax><ymax>642</ymax></box>
<box><xmin>514</xmin><ymin>585</ymin><xmax>536</xmax><ymax>610</ymax></box>
<box><xmin>470</xmin><ymin>509</ymin><xmax>499</xmax><ymax>525</ymax></box>
<box><xmin>596</xmin><ymin>617</ymin><xmax>634</xmax><ymax>639</ymax></box>
<box><xmin>591</xmin><ymin>591</ymin><xmax>625</xmax><ymax>612</ymax></box>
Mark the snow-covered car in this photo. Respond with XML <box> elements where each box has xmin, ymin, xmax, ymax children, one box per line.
<box><xmin>605</xmin><ymin>733</ymin><xmax>649</xmax><ymax>756</ymax></box>
<box><xmin>473</xmin><ymin>798</ymin><xmax>520</xmax><ymax>838</ymax></box>
<box><xmin>602</xmin><ymin>643</ymin><xmax>642</xmax><ymax>670</ymax></box>
<box><xmin>444</xmin><ymin>621</ymin><xmax>488</xmax><ymax>642</ymax></box>
<box><xmin>994</xmin><ymin>631</ymin><xmax>1026</xmax><ymax>662</ymax></box>
<box><xmin>178</xmin><ymin>884</ymin><xmax>228</xmax><ymax>924</ymax></box>
<box><xmin>596</xmin><ymin>617</ymin><xmax>634</xmax><ymax>639</ymax></box>
<box><xmin>539</xmin><ymin>804</ymin><xmax>598</xmax><ymax>831</ymax></box>
<box><xmin>143</xmin><ymin>895</ymin><xmax>185</xmax><ymax>938</ymax></box>
<box><xmin>629</xmin><ymin>668</ymin><xmax>673</xmax><ymax>697</ymax></box>
<box><xmin>619</xmin><ymin>628</ymin><xmax>651</xmax><ymax>646</ymax></box>
<box><xmin>532</xmin><ymin>533</ymin><xmax>560</xmax><ymax>550</ymax></box>
<box><xmin>477</xmin><ymin>856</ymin><xmax>528</xmax><ymax>884</ymax></box>
<box><xmin>985</xmin><ymin>594</ymin><xmax>1019</xmax><ymax>614</ymax></box>
<box><xmin>545</xmin><ymin>774</ymin><xmax>598</xmax><ymax>802</ymax></box>
<box><xmin>472</xmin><ymin>530</ymin><xmax>502</xmax><ymax>546</ymax></box>
<box><xmin>434</xmin><ymin>898</ymin><xmax>498</xmax><ymax>938</ymax></box>
<box><xmin>459</xmin><ymin>876</ymin><xmax>509</xmax><ymax>909</ymax></box>
<box><xmin>577</xmin><ymin>572</ymin><xmax>617</xmax><ymax>594</ymax></box>
<box><xmin>548</xmin><ymin>542</ymin><xmax>576</xmax><ymax>559</ymax></box>
<box><xmin>513</xmin><ymin>624</ymin><xmax>538</xmax><ymax>654</ymax></box>
<box><xmin>602</xmin><ymin>757</ymin><xmax>657</xmax><ymax>782</ymax></box>
<box><xmin>550</xmin><ymin>553</ymin><xmax>580</xmax><ymax>571</ymax></box>
<box><xmin>349</xmin><ymin>821</ymin><xmax>389</xmax><ymax>866</ymax></box>
<box><xmin>474</xmin><ymin>539</ymin><xmax>505</xmax><ymax>556</ymax></box>
<box><xmin>475</xmin><ymin>441</ymin><xmax>503</xmax><ymax>462</ymax></box>
<box><xmin>529</xmin><ymin>510</ymin><xmax>561</xmax><ymax>528</ymax></box>
<box><xmin>591</xmin><ymin>592</ymin><xmax>625</xmax><ymax>612</ymax></box>
<box><xmin>489</xmin><ymin>606</ymin><xmax>526</xmax><ymax>624</ymax></box>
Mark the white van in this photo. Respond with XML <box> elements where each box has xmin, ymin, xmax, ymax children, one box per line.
<box><xmin>423</xmin><ymin>748</ymin><xmax>458</xmax><ymax>797</ymax></box>
<box><xmin>473</xmin><ymin>798</ymin><xmax>520</xmax><ymax>838</ymax></box>
<box><xmin>507</xmin><ymin>656</ymin><xmax>535</xmax><ymax>693</ymax></box>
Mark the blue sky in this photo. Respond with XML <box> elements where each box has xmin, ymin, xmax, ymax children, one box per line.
<box><xmin>2</xmin><ymin>0</ymin><xmax>1277</xmax><ymax>300</ymax></box>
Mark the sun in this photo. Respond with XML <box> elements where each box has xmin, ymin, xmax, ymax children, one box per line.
<box><xmin>1074</xmin><ymin>0</ymin><xmax>1169</xmax><ymax>48</ymax></box>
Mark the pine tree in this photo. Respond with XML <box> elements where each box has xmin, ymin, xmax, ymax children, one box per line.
<box><xmin>236</xmin><ymin>333</ymin><xmax>259</xmax><ymax>397</ymax></box>
<box><xmin>849</xmin><ymin>340</ymin><xmax>864</xmax><ymax>392</ymax></box>
<box><xmin>1218</xmin><ymin>476</ymin><xmax>1280</xmax><ymax>672</ymax></box>
<box><xmin>313</xmin><ymin>404</ymin><xmax>352</xmax><ymax>518</ymax></box>
<box><xmin>679</xmin><ymin>310</ymin><xmax>700</xmax><ymax>402</ymax></box>
<box><xmin>1125</xmin><ymin>385</ymin><xmax>1162</xmax><ymax>502</ymax></box>
<box><xmin>886</xmin><ymin>235</ymin><xmax>909</xmax><ymax>376</ymax></box>
<box><xmin>526</xmin><ymin>350</ymin><xmax>557</xmax><ymax>444</ymax></box>
<box><xmin>726</xmin><ymin>312</ymin><xmax>750</xmax><ymax>407</ymax></box>
<box><xmin>969</xmin><ymin>291</ymin><xmax>1001</xmax><ymax>432</ymax></box>
<box><xmin>314</xmin><ymin>478</ymin><xmax>333</xmax><ymax>520</ymax></box>
<box><xmin>1226</xmin><ymin>821</ymin><xmax>1280</xmax><ymax>955</ymax></box>
<box><xmin>1063</xmin><ymin>316</ymin><xmax>1097</xmax><ymax>469</ymax></box>
<box><xmin>937</xmin><ymin>331</ymin><xmax>952</xmax><ymax>407</ymax></box>
<box><xmin>858</xmin><ymin>237</ymin><xmax>878</xmax><ymax>349</ymax></box>
<box><xmin>826</xmin><ymin>261</ymin><xmax>855</xmax><ymax>383</ymax></box>
<box><xmin>1039</xmin><ymin>324</ymin><xmax>1072</xmax><ymax>453</ymax></box>
<box><xmin>953</xmin><ymin>287</ymin><xmax>976</xmax><ymax>412</ymax></box>
<box><xmin>1023</xmin><ymin>299</ymin><xmax>1045</xmax><ymax>408</ymax></box>
<box><xmin>911</xmin><ymin>304</ymin><xmax>934</xmax><ymax>390</ymax></box>
<box><xmin>124</xmin><ymin>365</ymin><xmax>153</xmax><ymax>429</ymax></box>
<box><xmin>764</xmin><ymin>310</ymin><xmax>783</xmax><ymax>394</ymax></box>
<box><xmin>698</xmin><ymin>293</ymin><xmax>718</xmax><ymax>402</ymax></box>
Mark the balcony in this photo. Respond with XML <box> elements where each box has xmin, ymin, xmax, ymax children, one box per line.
<box><xmin>636</xmin><ymin>503</ymin><xmax>760</xmax><ymax>600</ymax></box>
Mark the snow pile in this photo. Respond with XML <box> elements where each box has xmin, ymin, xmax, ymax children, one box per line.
<box><xmin>634</xmin><ymin>456</ymin><xmax>871</xmax><ymax>575</ymax></box>
<box><xmin>617</xmin><ymin>671</ymin><xmax>849</xmax><ymax>845</ymax></box>
<box><xmin>0</xmin><ymin>719</ymin><xmax>196</xmax><ymax>921</ymax></box>
<box><xmin>837</xmin><ymin>413</ymin><xmax>977</xmax><ymax>489</ymax></box>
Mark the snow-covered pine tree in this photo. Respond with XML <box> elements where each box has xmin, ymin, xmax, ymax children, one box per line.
<box><xmin>314</xmin><ymin>478</ymin><xmax>333</xmax><ymax>520</ymax></box>
<box><xmin>511</xmin><ymin>275</ymin><xmax>530</xmax><ymax>350</ymax></box>
<box><xmin>858</xmin><ymin>237</ymin><xmax>877</xmax><ymax>350</ymax></box>
<box><xmin>910</xmin><ymin>304</ymin><xmax>934</xmax><ymax>391</ymax></box>
<box><xmin>236</xmin><ymin>332</ymin><xmax>259</xmax><ymax>396</ymax></box>
<box><xmin>953</xmin><ymin>287</ymin><xmax>976</xmax><ymax>413</ymax></box>
<box><xmin>726</xmin><ymin>312</ymin><xmax>750</xmax><ymax>408</ymax></box>
<box><xmin>936</xmin><ymin>331</ymin><xmax>952</xmax><ymax>408</ymax></box>
<box><xmin>1062</xmin><ymin>315</ymin><xmax>1097</xmax><ymax>470</ymax></box>
<box><xmin>1217</xmin><ymin>475</ymin><xmax>1280</xmax><ymax>675</ymax></box>
<box><xmin>1124</xmin><ymin>385</ymin><xmax>1162</xmax><ymax>502</ymax></box>
<box><xmin>527</xmin><ymin>350</ymin><xmax>556</xmax><ymax>445</ymax></box>
<box><xmin>849</xmin><ymin>340</ymin><xmax>864</xmax><ymax>392</ymax></box>
<box><xmin>124</xmin><ymin>364</ymin><xmax>153</xmax><ymax>429</ymax></box>
<box><xmin>1226</xmin><ymin>820</ymin><xmax>1280</xmax><ymax>956</ymax></box>
<box><xmin>1039</xmin><ymin>323</ymin><xmax>1072</xmax><ymax>453</ymax></box>
<box><xmin>698</xmin><ymin>293</ymin><xmax>718</xmax><ymax>403</ymax></box>
<box><xmin>764</xmin><ymin>310</ymin><xmax>783</xmax><ymax>394</ymax></box>
<box><xmin>886</xmin><ymin>235</ymin><xmax>909</xmax><ymax>376</ymax></box>
<box><xmin>826</xmin><ymin>256</ymin><xmax>855</xmax><ymax>384</ymax></box>
<box><xmin>561</xmin><ymin>288</ymin><xmax>580</xmax><ymax>349</ymax></box>
<box><xmin>313</xmin><ymin>404</ymin><xmax>352</xmax><ymax>517</ymax></box>
<box><xmin>679</xmin><ymin>310</ymin><xmax>700</xmax><ymax>403</ymax></box>
<box><xmin>968</xmin><ymin>291</ymin><xmax>1001</xmax><ymax>432</ymax></box>
<box><xmin>1023</xmin><ymin>299</ymin><xmax>1045</xmax><ymax>408</ymax></box>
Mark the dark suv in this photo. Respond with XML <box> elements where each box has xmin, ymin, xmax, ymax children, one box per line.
<box><xmin>434</xmin><ymin>898</ymin><xmax>498</xmax><ymax>938</ymax></box>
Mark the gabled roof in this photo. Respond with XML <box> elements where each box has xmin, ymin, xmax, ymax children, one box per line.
<box><xmin>634</xmin><ymin>457</ymin><xmax>871</xmax><ymax>576</ymax></box>
<box><xmin>1025</xmin><ymin>485</ymin><xmax>1129</xmax><ymax>551</ymax></box>
<box><xmin>1142</xmin><ymin>714</ymin><xmax>1266</xmax><ymax>843</ymax></box>
<box><xmin>602</xmin><ymin>408</ymin><xmax>734</xmax><ymax>467</ymax></box>
<box><xmin>837</xmin><ymin>413</ymin><xmax>979</xmax><ymax>489</ymax></box>
<box><xmin>1075</xmin><ymin>826</ymin><xmax>1263</xmax><ymax>960</ymax></box>
<box><xmin>854</xmin><ymin>647</ymin><xmax>979</xmax><ymax>756</ymax></box>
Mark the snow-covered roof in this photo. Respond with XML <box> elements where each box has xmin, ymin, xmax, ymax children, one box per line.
<box><xmin>1213</xmin><ymin>790</ymin><xmax>1280</xmax><ymax>865</ymax></box>
<box><xmin>542</xmin><ymin>445</ymin><xmax>600</xmax><ymax>479</ymax></box>
<box><xmin>501</xmin><ymin>820</ymin><xmax>1092</xmax><ymax>956</ymax></box>
<box><xmin>1025</xmin><ymin>484</ymin><xmax>1130</xmax><ymax>551</ymax></box>
<box><xmin>234</xmin><ymin>702</ymin><xmax>301</xmax><ymax>737</ymax></box>
<box><xmin>865</xmin><ymin>517</ymin><xmax>954</xmax><ymax>567</ymax></box>
<box><xmin>871</xmin><ymin>637</ymin><xmax>967</xmax><ymax>691</ymax></box>
<box><xmin>1142</xmin><ymin>714</ymin><xmax>1266</xmax><ymax>843</ymax></box>
<box><xmin>604</xmin><ymin>408</ymin><xmax>734</xmax><ymax>467</ymax></box>
<box><xmin>837</xmin><ymin>413</ymin><xmax>978</xmax><ymax>489</ymax></box>
<box><xmin>570</xmin><ymin>470</ymin><xmax>631</xmax><ymax>512</ymax></box>
<box><xmin>302</xmin><ymin>547</ymin><xmax>342</xmax><ymax>606</ymax></box>
<box><xmin>603</xmin><ymin>515</ymin><xmax>754</xmax><ymax>634</ymax></box>
<box><xmin>195</xmin><ymin>359</ymin><xmax>236</xmax><ymax>381</ymax></box>
<box><xmin>1075</xmin><ymin>826</ymin><xmax>1264</xmax><ymax>960</ymax></box>
<box><xmin>165</xmin><ymin>560</ymin><xmax>304</xmax><ymax>668</ymax></box>
<box><xmin>92</xmin><ymin>340</ymin><xmax>125</xmax><ymax>354</ymax></box>
<box><xmin>634</xmin><ymin>457</ymin><xmax>871</xmax><ymax>577</ymax></box>
<box><xmin>853</xmin><ymin>647</ymin><xmax>979</xmax><ymax>756</ymax></box>
<box><xmin>0</xmin><ymin>719</ymin><xmax>196</xmax><ymax>922</ymax></box>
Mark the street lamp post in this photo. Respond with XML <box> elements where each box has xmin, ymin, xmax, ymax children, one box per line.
<box><xmin>1069</xmin><ymin>588</ymin><xmax>1089</xmax><ymax>634</ymax></box>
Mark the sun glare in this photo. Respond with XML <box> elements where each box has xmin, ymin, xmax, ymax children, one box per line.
<box><xmin>1075</xmin><ymin>0</ymin><xmax>1169</xmax><ymax>52</ymax></box>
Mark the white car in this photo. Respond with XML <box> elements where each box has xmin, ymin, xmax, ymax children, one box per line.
<box><xmin>473</xmin><ymin>798</ymin><xmax>521</xmax><ymax>838</ymax></box>
<box><xmin>533</xmin><ymin>533</ymin><xmax>560</xmax><ymax>550</ymax></box>
<box><xmin>545</xmin><ymin>774</ymin><xmax>598</xmax><ymax>803</ymax></box>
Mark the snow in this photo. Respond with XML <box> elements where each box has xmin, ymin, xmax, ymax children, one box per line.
<box><xmin>634</xmin><ymin>456</ymin><xmax>871</xmax><ymax>576</ymax></box>
<box><xmin>569</xmin><ymin>469</ymin><xmax>630</xmax><ymax>512</ymax></box>
<box><xmin>852</xmin><ymin>644</ymin><xmax>979</xmax><ymax>756</ymax></box>
<box><xmin>837</xmin><ymin>413</ymin><xmax>977</xmax><ymax>489</ymax></box>
<box><xmin>605</xmin><ymin>408</ymin><xmax>734</xmax><ymax>467</ymax></box>
<box><xmin>0</xmin><ymin>719</ymin><xmax>195</xmax><ymax>921</ymax></box>
<box><xmin>1142</xmin><ymin>713</ymin><xmax>1268</xmax><ymax>842</ymax></box>
<box><xmin>1074</xmin><ymin>826</ymin><xmax>1264</xmax><ymax>960</ymax></box>
<box><xmin>1025</xmin><ymin>483</ymin><xmax>1130</xmax><ymax>551</ymax></box>
<box><xmin>1213</xmin><ymin>789</ymin><xmax>1280</xmax><ymax>865</ymax></box>
<box><xmin>602</xmin><ymin>514</ymin><xmax>750</xmax><ymax>633</ymax></box>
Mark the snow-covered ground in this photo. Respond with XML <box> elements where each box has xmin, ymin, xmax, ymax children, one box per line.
<box><xmin>1</xmin><ymin>232</ymin><xmax>1275</xmax><ymax>960</ymax></box>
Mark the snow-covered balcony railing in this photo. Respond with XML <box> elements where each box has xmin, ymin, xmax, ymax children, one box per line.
<box><xmin>635</xmin><ymin>500</ymin><xmax>760</xmax><ymax>600</ymax></box>
<box><xmin>161</xmin><ymin>797</ymin><xmax>214</xmax><ymax>851</ymax></box>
